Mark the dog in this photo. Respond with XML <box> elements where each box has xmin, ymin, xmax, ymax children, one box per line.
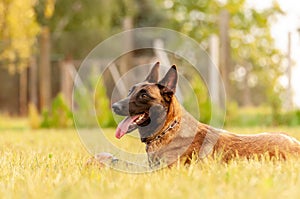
<box><xmin>103</xmin><ymin>62</ymin><xmax>300</xmax><ymax>167</ymax></box>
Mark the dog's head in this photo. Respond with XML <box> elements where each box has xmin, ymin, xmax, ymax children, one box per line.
<box><xmin>112</xmin><ymin>62</ymin><xmax>178</xmax><ymax>141</ymax></box>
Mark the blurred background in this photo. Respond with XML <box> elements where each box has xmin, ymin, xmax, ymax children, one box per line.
<box><xmin>1</xmin><ymin>0</ymin><xmax>300</xmax><ymax>129</ymax></box>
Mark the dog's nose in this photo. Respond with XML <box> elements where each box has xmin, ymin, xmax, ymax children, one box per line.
<box><xmin>112</xmin><ymin>103</ymin><xmax>122</xmax><ymax>114</ymax></box>
<box><xmin>111</xmin><ymin>99</ymin><xmax>129</xmax><ymax>116</ymax></box>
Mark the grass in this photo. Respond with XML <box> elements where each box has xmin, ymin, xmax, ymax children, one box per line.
<box><xmin>1</xmin><ymin>119</ymin><xmax>300</xmax><ymax>198</ymax></box>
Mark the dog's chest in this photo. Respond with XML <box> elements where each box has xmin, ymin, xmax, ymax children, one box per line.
<box><xmin>145</xmin><ymin>126</ymin><xmax>201</xmax><ymax>166</ymax></box>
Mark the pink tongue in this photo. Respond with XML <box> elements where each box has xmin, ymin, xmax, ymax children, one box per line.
<box><xmin>115</xmin><ymin>115</ymin><xmax>140</xmax><ymax>139</ymax></box>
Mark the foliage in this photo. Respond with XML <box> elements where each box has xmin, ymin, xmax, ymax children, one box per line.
<box><xmin>226</xmin><ymin>104</ymin><xmax>300</xmax><ymax>127</ymax></box>
<box><xmin>90</xmin><ymin>68</ymin><xmax>115</xmax><ymax>128</ymax></box>
<box><xmin>159</xmin><ymin>0</ymin><xmax>286</xmax><ymax>110</ymax></box>
<box><xmin>73</xmin><ymin>69</ymin><xmax>115</xmax><ymax>128</ymax></box>
<box><xmin>72</xmin><ymin>88</ymin><xmax>96</xmax><ymax>128</ymax></box>
<box><xmin>48</xmin><ymin>0</ymin><xmax>123</xmax><ymax>59</ymax></box>
<box><xmin>2</xmin><ymin>128</ymin><xmax>300</xmax><ymax>198</ymax></box>
<box><xmin>34</xmin><ymin>0</ymin><xmax>55</xmax><ymax>26</ymax></box>
<box><xmin>40</xmin><ymin>94</ymin><xmax>73</xmax><ymax>128</ymax></box>
<box><xmin>134</xmin><ymin>0</ymin><xmax>166</xmax><ymax>27</ymax></box>
<box><xmin>0</xmin><ymin>0</ymin><xmax>294</xmax><ymax>126</ymax></box>
<box><xmin>277</xmin><ymin>109</ymin><xmax>300</xmax><ymax>126</ymax></box>
<box><xmin>226</xmin><ymin>104</ymin><xmax>273</xmax><ymax>127</ymax></box>
<box><xmin>95</xmin><ymin>78</ymin><xmax>116</xmax><ymax>128</ymax></box>
<box><xmin>158</xmin><ymin>0</ymin><xmax>220</xmax><ymax>41</ymax></box>
<box><xmin>184</xmin><ymin>74</ymin><xmax>212</xmax><ymax>124</ymax></box>
<box><xmin>0</xmin><ymin>0</ymin><xmax>40</xmax><ymax>73</ymax></box>
<box><xmin>226</xmin><ymin>0</ymin><xmax>286</xmax><ymax>119</ymax></box>
<box><xmin>33</xmin><ymin>0</ymin><xmax>167</xmax><ymax>60</ymax></box>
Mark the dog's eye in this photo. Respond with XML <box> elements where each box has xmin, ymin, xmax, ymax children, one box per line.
<box><xmin>140</xmin><ymin>93</ymin><xmax>148</xmax><ymax>99</ymax></box>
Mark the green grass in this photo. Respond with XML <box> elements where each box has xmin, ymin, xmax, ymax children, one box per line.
<box><xmin>1</xmin><ymin>123</ymin><xmax>300</xmax><ymax>199</ymax></box>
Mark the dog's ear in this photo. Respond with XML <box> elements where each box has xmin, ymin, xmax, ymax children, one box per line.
<box><xmin>145</xmin><ymin>62</ymin><xmax>160</xmax><ymax>83</ymax></box>
<box><xmin>157</xmin><ymin>65</ymin><xmax>178</xmax><ymax>96</ymax></box>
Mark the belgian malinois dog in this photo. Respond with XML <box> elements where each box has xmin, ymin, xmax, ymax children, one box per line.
<box><xmin>109</xmin><ymin>62</ymin><xmax>300</xmax><ymax>167</ymax></box>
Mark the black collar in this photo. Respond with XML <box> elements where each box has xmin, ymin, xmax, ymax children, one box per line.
<box><xmin>143</xmin><ymin>120</ymin><xmax>179</xmax><ymax>144</ymax></box>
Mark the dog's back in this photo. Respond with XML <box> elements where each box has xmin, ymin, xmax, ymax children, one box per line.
<box><xmin>213</xmin><ymin>131</ymin><xmax>300</xmax><ymax>162</ymax></box>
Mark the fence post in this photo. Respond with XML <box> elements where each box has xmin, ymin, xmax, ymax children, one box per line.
<box><xmin>209</xmin><ymin>35</ymin><xmax>220</xmax><ymax>108</ymax></box>
<box><xmin>219</xmin><ymin>10</ymin><xmax>231</xmax><ymax>99</ymax></box>
<box><xmin>60</xmin><ymin>57</ymin><xmax>74</xmax><ymax>108</ymax></box>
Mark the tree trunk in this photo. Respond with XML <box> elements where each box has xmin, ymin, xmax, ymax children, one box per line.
<box><xmin>29</xmin><ymin>56</ymin><xmax>38</xmax><ymax>106</ymax></box>
<box><xmin>19</xmin><ymin>69</ymin><xmax>28</xmax><ymax>115</ymax></box>
<box><xmin>39</xmin><ymin>26</ymin><xmax>51</xmax><ymax>110</ymax></box>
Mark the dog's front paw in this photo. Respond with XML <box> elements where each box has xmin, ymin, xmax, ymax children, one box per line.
<box><xmin>86</xmin><ymin>152</ymin><xmax>116</xmax><ymax>168</ymax></box>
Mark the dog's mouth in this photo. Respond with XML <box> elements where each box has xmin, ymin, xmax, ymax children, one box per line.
<box><xmin>115</xmin><ymin>112</ymin><xmax>149</xmax><ymax>139</ymax></box>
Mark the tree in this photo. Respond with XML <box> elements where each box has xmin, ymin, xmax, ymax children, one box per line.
<box><xmin>0</xmin><ymin>0</ymin><xmax>40</xmax><ymax>114</ymax></box>
<box><xmin>35</xmin><ymin>0</ymin><xmax>168</xmax><ymax>107</ymax></box>
<box><xmin>0</xmin><ymin>0</ymin><xmax>40</xmax><ymax>73</ymax></box>
<box><xmin>158</xmin><ymin>0</ymin><xmax>285</xmax><ymax>109</ymax></box>
<box><xmin>34</xmin><ymin>0</ymin><xmax>55</xmax><ymax>110</ymax></box>
<box><xmin>34</xmin><ymin>0</ymin><xmax>124</xmax><ymax>109</ymax></box>
<box><xmin>227</xmin><ymin>1</ymin><xmax>285</xmax><ymax>108</ymax></box>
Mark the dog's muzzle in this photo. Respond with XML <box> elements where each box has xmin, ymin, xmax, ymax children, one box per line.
<box><xmin>112</xmin><ymin>99</ymin><xmax>129</xmax><ymax>116</ymax></box>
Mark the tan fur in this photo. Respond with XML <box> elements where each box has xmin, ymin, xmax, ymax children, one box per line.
<box><xmin>213</xmin><ymin>131</ymin><xmax>300</xmax><ymax>162</ymax></box>
<box><xmin>146</xmin><ymin>96</ymin><xmax>300</xmax><ymax>165</ymax></box>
